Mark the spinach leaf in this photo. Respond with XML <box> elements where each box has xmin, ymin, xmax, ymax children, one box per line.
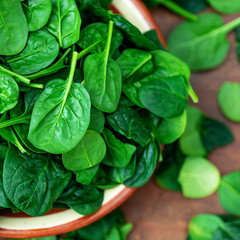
<box><xmin>107</xmin><ymin>107</ymin><xmax>152</xmax><ymax>146</ymax></box>
<box><xmin>116</xmin><ymin>49</ymin><xmax>153</xmax><ymax>80</ymax></box>
<box><xmin>151</xmin><ymin>111</ymin><xmax>186</xmax><ymax>144</ymax></box>
<box><xmin>139</xmin><ymin>75</ymin><xmax>188</xmax><ymax>118</ymax></box>
<box><xmin>47</xmin><ymin>0</ymin><xmax>81</xmax><ymax>49</ymax></box>
<box><xmin>7</xmin><ymin>30</ymin><xmax>60</xmax><ymax>75</ymax></box>
<box><xmin>3</xmin><ymin>145</ymin><xmax>72</xmax><ymax>216</ymax></box>
<box><xmin>168</xmin><ymin>14</ymin><xmax>240</xmax><ymax>71</ymax></box>
<box><xmin>155</xmin><ymin>142</ymin><xmax>184</xmax><ymax>191</ymax></box>
<box><xmin>84</xmin><ymin>21</ymin><xmax>122</xmax><ymax>113</ymax></box>
<box><xmin>178</xmin><ymin>157</ymin><xmax>220</xmax><ymax>199</ymax></box>
<box><xmin>0</xmin><ymin>113</ymin><xmax>27</xmax><ymax>154</ymax></box>
<box><xmin>144</xmin><ymin>29</ymin><xmax>166</xmax><ymax>50</ymax></box>
<box><xmin>0</xmin><ymin>153</ymin><xmax>15</xmax><ymax>208</ymax></box>
<box><xmin>75</xmin><ymin>165</ymin><xmax>99</xmax><ymax>185</ymax></box>
<box><xmin>26</xmin><ymin>48</ymin><xmax>71</xmax><ymax>80</ymax></box>
<box><xmin>142</xmin><ymin>0</ymin><xmax>197</xmax><ymax>21</ymax></box>
<box><xmin>22</xmin><ymin>0</ymin><xmax>52</xmax><ymax>31</ymax></box>
<box><xmin>208</xmin><ymin>0</ymin><xmax>240</xmax><ymax>14</ymax></box>
<box><xmin>0</xmin><ymin>76</ymin><xmax>19</xmax><ymax>114</ymax></box>
<box><xmin>102</xmin><ymin>128</ymin><xmax>136</xmax><ymax>168</ymax></box>
<box><xmin>28</xmin><ymin>52</ymin><xmax>91</xmax><ymax>154</ymax></box>
<box><xmin>124</xmin><ymin>140</ymin><xmax>158</xmax><ymax>188</ymax></box>
<box><xmin>218</xmin><ymin>82</ymin><xmax>240</xmax><ymax>122</ymax></box>
<box><xmin>0</xmin><ymin>0</ymin><xmax>28</xmax><ymax>55</ymax></box>
<box><xmin>189</xmin><ymin>214</ymin><xmax>225</xmax><ymax>240</ymax></box>
<box><xmin>86</xmin><ymin>3</ymin><xmax>159</xmax><ymax>51</ymax></box>
<box><xmin>57</xmin><ymin>181</ymin><xmax>103</xmax><ymax>215</ymax></box>
<box><xmin>62</xmin><ymin>130</ymin><xmax>106</xmax><ymax>171</ymax></box>
<box><xmin>78</xmin><ymin>22</ymin><xmax>123</xmax><ymax>56</ymax></box>
<box><xmin>201</xmin><ymin>117</ymin><xmax>234</xmax><ymax>152</ymax></box>
<box><xmin>88</xmin><ymin>107</ymin><xmax>105</xmax><ymax>133</ymax></box>
<box><xmin>218</xmin><ymin>171</ymin><xmax>240</xmax><ymax>217</ymax></box>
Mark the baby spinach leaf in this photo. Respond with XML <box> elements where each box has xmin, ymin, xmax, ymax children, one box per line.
<box><xmin>7</xmin><ymin>30</ymin><xmax>60</xmax><ymax>75</ymax></box>
<box><xmin>0</xmin><ymin>113</ymin><xmax>27</xmax><ymax>154</ymax></box>
<box><xmin>125</xmin><ymin>140</ymin><xmax>158</xmax><ymax>188</ymax></box>
<box><xmin>102</xmin><ymin>129</ymin><xmax>136</xmax><ymax>168</ymax></box>
<box><xmin>88</xmin><ymin>107</ymin><xmax>105</xmax><ymax>134</ymax></box>
<box><xmin>75</xmin><ymin>165</ymin><xmax>99</xmax><ymax>185</ymax></box>
<box><xmin>0</xmin><ymin>156</ymin><xmax>15</xmax><ymax>209</ymax></box>
<box><xmin>22</xmin><ymin>0</ymin><xmax>52</xmax><ymax>31</ymax></box>
<box><xmin>0</xmin><ymin>0</ymin><xmax>28</xmax><ymax>55</ymax></box>
<box><xmin>168</xmin><ymin>14</ymin><xmax>240</xmax><ymax>71</ymax></box>
<box><xmin>155</xmin><ymin>142</ymin><xmax>184</xmax><ymax>191</ymax></box>
<box><xmin>0</xmin><ymin>76</ymin><xmax>19</xmax><ymax>114</ymax></box>
<box><xmin>139</xmin><ymin>75</ymin><xmax>188</xmax><ymax>118</ymax></box>
<box><xmin>218</xmin><ymin>171</ymin><xmax>240</xmax><ymax>217</ymax></box>
<box><xmin>151</xmin><ymin>111</ymin><xmax>187</xmax><ymax>144</ymax></box>
<box><xmin>144</xmin><ymin>29</ymin><xmax>166</xmax><ymax>50</ymax></box>
<box><xmin>86</xmin><ymin>3</ymin><xmax>159</xmax><ymax>51</ymax></box>
<box><xmin>107</xmin><ymin>155</ymin><xmax>137</xmax><ymax>184</ymax></box>
<box><xmin>107</xmin><ymin>107</ymin><xmax>152</xmax><ymax>146</ymax></box>
<box><xmin>178</xmin><ymin>157</ymin><xmax>220</xmax><ymax>199</ymax></box>
<box><xmin>28</xmin><ymin>52</ymin><xmax>91</xmax><ymax>154</ymax></box>
<box><xmin>47</xmin><ymin>0</ymin><xmax>81</xmax><ymax>49</ymax></box>
<box><xmin>218</xmin><ymin>82</ymin><xmax>240</xmax><ymax>122</ymax></box>
<box><xmin>57</xmin><ymin>181</ymin><xmax>103</xmax><ymax>215</ymax></box>
<box><xmin>62</xmin><ymin>130</ymin><xmax>106</xmax><ymax>171</ymax></box>
<box><xmin>84</xmin><ymin>21</ymin><xmax>122</xmax><ymax>113</ymax></box>
<box><xmin>189</xmin><ymin>214</ymin><xmax>225</xmax><ymax>240</ymax></box>
<box><xmin>26</xmin><ymin>48</ymin><xmax>71</xmax><ymax>80</ymax></box>
<box><xmin>78</xmin><ymin>22</ymin><xmax>123</xmax><ymax>56</ymax></box>
<box><xmin>207</xmin><ymin>0</ymin><xmax>240</xmax><ymax>14</ymax></box>
<box><xmin>201</xmin><ymin>117</ymin><xmax>234</xmax><ymax>152</ymax></box>
<box><xmin>116</xmin><ymin>49</ymin><xmax>153</xmax><ymax>80</ymax></box>
<box><xmin>173</xmin><ymin>0</ymin><xmax>208</xmax><ymax>13</ymax></box>
<box><xmin>3</xmin><ymin>145</ymin><xmax>72</xmax><ymax>216</ymax></box>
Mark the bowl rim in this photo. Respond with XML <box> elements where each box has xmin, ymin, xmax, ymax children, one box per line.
<box><xmin>0</xmin><ymin>0</ymin><xmax>165</xmax><ymax>238</ymax></box>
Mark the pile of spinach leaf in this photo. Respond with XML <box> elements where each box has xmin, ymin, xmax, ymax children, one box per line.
<box><xmin>0</xmin><ymin>0</ymin><xmax>196</xmax><ymax>216</ymax></box>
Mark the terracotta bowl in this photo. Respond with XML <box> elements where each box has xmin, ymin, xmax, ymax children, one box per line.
<box><xmin>0</xmin><ymin>0</ymin><xmax>165</xmax><ymax>238</ymax></box>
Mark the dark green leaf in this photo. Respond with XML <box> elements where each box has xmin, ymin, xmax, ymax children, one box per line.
<box><xmin>88</xmin><ymin>107</ymin><xmax>105</xmax><ymax>133</ymax></box>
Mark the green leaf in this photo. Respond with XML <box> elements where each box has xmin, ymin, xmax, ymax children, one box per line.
<box><xmin>189</xmin><ymin>214</ymin><xmax>225</xmax><ymax>240</ymax></box>
<box><xmin>236</xmin><ymin>27</ymin><xmax>240</xmax><ymax>62</ymax></box>
<box><xmin>201</xmin><ymin>117</ymin><xmax>233</xmax><ymax>152</ymax></box>
<box><xmin>88</xmin><ymin>107</ymin><xmax>105</xmax><ymax>134</ymax></box>
<box><xmin>28</xmin><ymin>52</ymin><xmax>91</xmax><ymax>154</ymax></box>
<box><xmin>62</xmin><ymin>130</ymin><xmax>106</xmax><ymax>171</ymax></box>
<box><xmin>178</xmin><ymin>157</ymin><xmax>220</xmax><ymax>199</ymax></box>
<box><xmin>75</xmin><ymin>165</ymin><xmax>99</xmax><ymax>185</ymax></box>
<box><xmin>0</xmin><ymin>76</ymin><xmax>19</xmax><ymax>114</ymax></box>
<box><xmin>218</xmin><ymin>82</ymin><xmax>240</xmax><ymax>122</ymax></box>
<box><xmin>139</xmin><ymin>76</ymin><xmax>188</xmax><ymax>118</ymax></box>
<box><xmin>0</xmin><ymin>0</ymin><xmax>28</xmax><ymax>55</ymax></box>
<box><xmin>168</xmin><ymin>14</ymin><xmax>240</xmax><ymax>71</ymax></box>
<box><xmin>46</xmin><ymin>0</ymin><xmax>81</xmax><ymax>49</ymax></box>
<box><xmin>107</xmin><ymin>107</ymin><xmax>152</xmax><ymax>146</ymax></box>
<box><xmin>102</xmin><ymin>128</ymin><xmax>136</xmax><ymax>168</ymax></box>
<box><xmin>3</xmin><ymin>145</ymin><xmax>72</xmax><ymax>216</ymax></box>
<box><xmin>22</xmin><ymin>0</ymin><xmax>52</xmax><ymax>31</ymax></box>
<box><xmin>84</xmin><ymin>21</ymin><xmax>122</xmax><ymax>113</ymax></box>
<box><xmin>125</xmin><ymin>140</ymin><xmax>158</xmax><ymax>188</ymax></box>
<box><xmin>207</xmin><ymin>0</ymin><xmax>240</xmax><ymax>14</ymax></box>
<box><xmin>7</xmin><ymin>30</ymin><xmax>60</xmax><ymax>75</ymax></box>
<box><xmin>78</xmin><ymin>22</ymin><xmax>123</xmax><ymax>56</ymax></box>
<box><xmin>218</xmin><ymin>171</ymin><xmax>240</xmax><ymax>217</ymax></box>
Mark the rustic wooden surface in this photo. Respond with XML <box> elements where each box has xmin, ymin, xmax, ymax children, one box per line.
<box><xmin>122</xmin><ymin>7</ymin><xmax>240</xmax><ymax>240</ymax></box>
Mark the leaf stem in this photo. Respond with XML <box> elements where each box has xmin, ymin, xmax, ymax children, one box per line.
<box><xmin>105</xmin><ymin>21</ymin><xmax>114</xmax><ymax>56</ymax></box>
<box><xmin>24</xmin><ymin>83</ymin><xmax>44</xmax><ymax>89</ymax></box>
<box><xmin>67</xmin><ymin>51</ymin><xmax>79</xmax><ymax>87</ymax></box>
<box><xmin>159</xmin><ymin>0</ymin><xmax>197</xmax><ymax>21</ymax></box>
<box><xmin>0</xmin><ymin>66</ymin><xmax>30</xmax><ymax>84</ymax></box>
<box><xmin>221</xmin><ymin>16</ymin><xmax>240</xmax><ymax>34</ymax></box>
<box><xmin>187</xmin><ymin>85</ymin><xmax>198</xmax><ymax>103</ymax></box>
<box><xmin>77</xmin><ymin>40</ymin><xmax>103</xmax><ymax>60</ymax></box>
<box><xmin>0</xmin><ymin>115</ymin><xmax>30</xmax><ymax>129</ymax></box>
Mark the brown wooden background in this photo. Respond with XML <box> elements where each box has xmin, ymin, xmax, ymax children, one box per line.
<box><xmin>122</xmin><ymin>6</ymin><xmax>240</xmax><ymax>240</ymax></box>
